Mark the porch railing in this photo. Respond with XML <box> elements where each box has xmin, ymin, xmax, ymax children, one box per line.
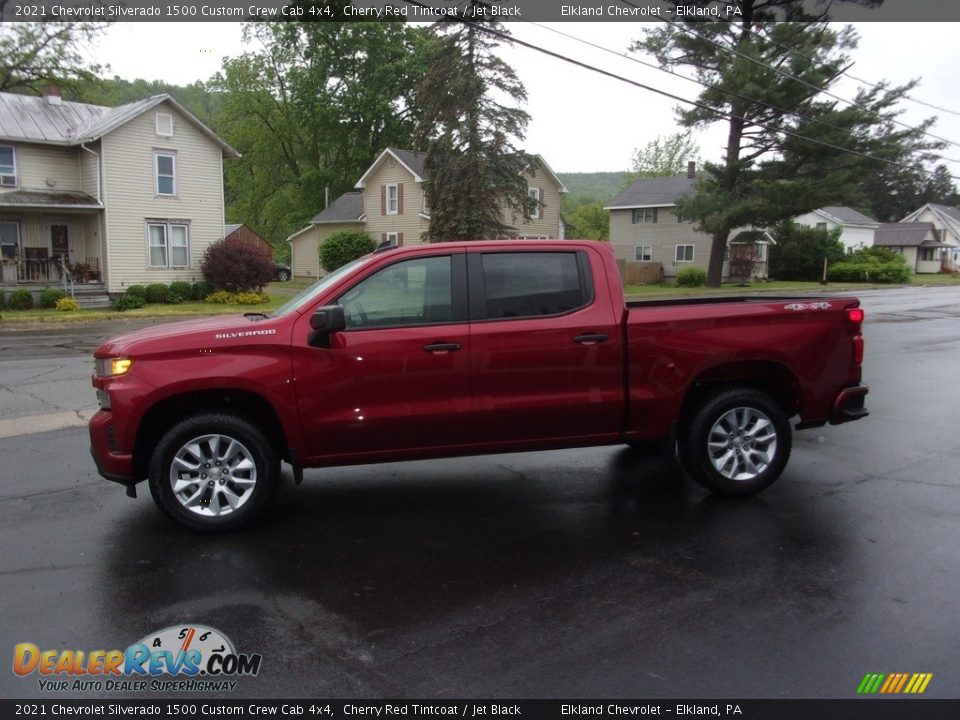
<box><xmin>60</xmin><ymin>256</ymin><xmax>75</xmax><ymax>299</ymax></box>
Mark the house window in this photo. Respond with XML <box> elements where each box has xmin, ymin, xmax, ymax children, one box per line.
<box><xmin>635</xmin><ymin>245</ymin><xmax>652</xmax><ymax>262</ymax></box>
<box><xmin>919</xmin><ymin>247</ymin><xmax>939</xmax><ymax>261</ymax></box>
<box><xmin>155</xmin><ymin>152</ymin><xmax>177</xmax><ymax>196</ymax></box>
<box><xmin>0</xmin><ymin>146</ymin><xmax>16</xmax><ymax>187</ymax></box>
<box><xmin>675</xmin><ymin>244</ymin><xmax>695</xmax><ymax>263</ymax></box>
<box><xmin>527</xmin><ymin>187</ymin><xmax>541</xmax><ymax>219</ymax></box>
<box><xmin>385</xmin><ymin>232</ymin><xmax>400</xmax><ymax>246</ymax></box>
<box><xmin>1</xmin><ymin>220</ymin><xmax>20</xmax><ymax>259</ymax></box>
<box><xmin>386</xmin><ymin>184</ymin><xmax>399</xmax><ymax>215</ymax></box>
<box><xmin>156</xmin><ymin>113</ymin><xmax>174</xmax><ymax>137</ymax></box>
<box><xmin>631</xmin><ymin>208</ymin><xmax>658</xmax><ymax>224</ymax></box>
<box><xmin>816</xmin><ymin>222</ymin><xmax>828</xmax><ymax>231</ymax></box>
<box><xmin>147</xmin><ymin>221</ymin><xmax>190</xmax><ymax>268</ymax></box>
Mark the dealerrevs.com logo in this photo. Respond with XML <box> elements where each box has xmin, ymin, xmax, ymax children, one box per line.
<box><xmin>13</xmin><ymin>625</ymin><xmax>262</xmax><ymax>693</ymax></box>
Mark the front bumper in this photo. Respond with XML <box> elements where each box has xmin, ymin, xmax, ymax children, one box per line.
<box><xmin>88</xmin><ymin>409</ymin><xmax>135</xmax><ymax>486</ymax></box>
<box><xmin>830</xmin><ymin>385</ymin><xmax>869</xmax><ymax>425</ymax></box>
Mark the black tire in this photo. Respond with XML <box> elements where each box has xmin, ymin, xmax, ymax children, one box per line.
<box><xmin>678</xmin><ymin>387</ymin><xmax>791</xmax><ymax>496</ymax></box>
<box><xmin>148</xmin><ymin>413</ymin><xmax>280</xmax><ymax>532</ymax></box>
<box><xmin>276</xmin><ymin>269</ymin><xmax>290</xmax><ymax>282</ymax></box>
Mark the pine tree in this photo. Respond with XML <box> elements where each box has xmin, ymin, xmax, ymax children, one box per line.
<box><xmin>413</xmin><ymin>10</ymin><xmax>531</xmax><ymax>241</ymax></box>
<box><xmin>634</xmin><ymin>1</ymin><xmax>941</xmax><ymax>286</ymax></box>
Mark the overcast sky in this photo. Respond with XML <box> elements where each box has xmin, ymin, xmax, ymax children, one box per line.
<box><xmin>86</xmin><ymin>21</ymin><xmax>960</xmax><ymax>178</ymax></box>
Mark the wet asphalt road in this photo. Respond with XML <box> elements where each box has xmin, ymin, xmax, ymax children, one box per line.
<box><xmin>1</xmin><ymin>288</ymin><xmax>959</xmax><ymax>699</ymax></box>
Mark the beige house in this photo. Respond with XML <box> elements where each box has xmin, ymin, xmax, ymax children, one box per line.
<box><xmin>900</xmin><ymin>203</ymin><xmax>960</xmax><ymax>269</ymax></box>
<box><xmin>287</xmin><ymin>147</ymin><xmax>567</xmax><ymax>278</ymax></box>
<box><xmin>605</xmin><ymin>170</ymin><xmax>770</xmax><ymax>281</ymax></box>
<box><xmin>873</xmin><ymin>222</ymin><xmax>950</xmax><ymax>274</ymax></box>
<box><xmin>0</xmin><ymin>88</ymin><xmax>237</xmax><ymax>297</ymax></box>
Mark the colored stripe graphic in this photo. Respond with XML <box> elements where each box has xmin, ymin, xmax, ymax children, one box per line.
<box><xmin>857</xmin><ymin>673</ymin><xmax>932</xmax><ymax>694</ymax></box>
<box><xmin>857</xmin><ymin>674</ymin><xmax>885</xmax><ymax>694</ymax></box>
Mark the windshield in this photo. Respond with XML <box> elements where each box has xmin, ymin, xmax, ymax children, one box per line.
<box><xmin>270</xmin><ymin>256</ymin><xmax>372</xmax><ymax>318</ymax></box>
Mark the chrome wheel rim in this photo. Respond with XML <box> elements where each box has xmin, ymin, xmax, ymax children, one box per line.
<box><xmin>169</xmin><ymin>434</ymin><xmax>258</xmax><ymax>517</ymax></box>
<box><xmin>707</xmin><ymin>407</ymin><xmax>778</xmax><ymax>481</ymax></box>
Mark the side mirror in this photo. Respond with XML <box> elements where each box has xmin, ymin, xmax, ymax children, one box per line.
<box><xmin>308</xmin><ymin>305</ymin><xmax>346</xmax><ymax>348</ymax></box>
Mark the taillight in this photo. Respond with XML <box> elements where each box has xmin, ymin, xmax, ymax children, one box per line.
<box><xmin>847</xmin><ymin>308</ymin><xmax>864</xmax><ymax>324</ymax></box>
<box><xmin>852</xmin><ymin>336</ymin><xmax>864</xmax><ymax>365</ymax></box>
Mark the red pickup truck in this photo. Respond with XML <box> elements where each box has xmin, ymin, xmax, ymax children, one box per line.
<box><xmin>90</xmin><ymin>240</ymin><xmax>868</xmax><ymax>531</ymax></box>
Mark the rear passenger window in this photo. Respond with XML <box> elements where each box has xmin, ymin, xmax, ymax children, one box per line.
<box><xmin>479</xmin><ymin>252</ymin><xmax>590</xmax><ymax>320</ymax></box>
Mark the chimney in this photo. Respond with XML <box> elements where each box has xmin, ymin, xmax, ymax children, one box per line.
<box><xmin>42</xmin><ymin>85</ymin><xmax>62</xmax><ymax>106</ymax></box>
<box><xmin>687</xmin><ymin>161</ymin><xmax>696</xmax><ymax>178</ymax></box>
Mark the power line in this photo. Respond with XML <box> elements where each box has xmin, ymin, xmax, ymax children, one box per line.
<box><xmin>644</xmin><ymin>11</ymin><xmax>960</xmax><ymax>151</ymax></box>
<box><xmin>739</xmin><ymin>23</ymin><xmax>960</xmax><ymax>119</ymax></box>
<box><xmin>527</xmin><ymin>20</ymin><xmax>960</xmax><ymax>165</ymax></box>
<box><xmin>398</xmin><ymin>2</ymin><xmax>960</xmax><ymax>182</ymax></box>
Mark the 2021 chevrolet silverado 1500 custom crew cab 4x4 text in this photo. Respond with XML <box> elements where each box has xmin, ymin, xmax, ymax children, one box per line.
<box><xmin>89</xmin><ymin>240</ymin><xmax>868</xmax><ymax>531</ymax></box>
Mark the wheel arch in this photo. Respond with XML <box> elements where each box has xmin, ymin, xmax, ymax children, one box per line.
<box><xmin>133</xmin><ymin>389</ymin><xmax>288</xmax><ymax>482</ymax></box>
<box><xmin>678</xmin><ymin>360</ymin><xmax>801</xmax><ymax>434</ymax></box>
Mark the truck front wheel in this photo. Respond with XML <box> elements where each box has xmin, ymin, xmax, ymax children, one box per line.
<box><xmin>679</xmin><ymin>388</ymin><xmax>792</xmax><ymax>496</ymax></box>
<box><xmin>148</xmin><ymin>413</ymin><xmax>280</xmax><ymax>532</ymax></box>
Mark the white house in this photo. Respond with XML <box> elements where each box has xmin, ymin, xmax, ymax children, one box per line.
<box><xmin>793</xmin><ymin>206</ymin><xmax>879</xmax><ymax>253</ymax></box>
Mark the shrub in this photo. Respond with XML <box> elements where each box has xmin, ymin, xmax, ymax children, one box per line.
<box><xmin>169</xmin><ymin>281</ymin><xmax>192</xmax><ymax>299</ymax></box>
<box><xmin>676</xmin><ymin>266</ymin><xmax>707</xmax><ymax>287</ymax></box>
<box><xmin>201</xmin><ymin>237</ymin><xmax>274</xmax><ymax>292</ymax></box>
<box><xmin>191</xmin><ymin>281</ymin><xmax>213</xmax><ymax>301</ymax></box>
<box><xmin>144</xmin><ymin>283</ymin><xmax>169</xmax><ymax>304</ymax></box>
<box><xmin>0</xmin><ymin>292</ymin><xmax>5</xmax><ymax>310</ymax></box>
<box><xmin>39</xmin><ymin>287</ymin><xmax>67</xmax><ymax>309</ymax></box>
<box><xmin>166</xmin><ymin>292</ymin><xmax>184</xmax><ymax>305</ymax></box>
<box><xmin>770</xmin><ymin>221</ymin><xmax>846</xmax><ymax>281</ymax></box>
<box><xmin>113</xmin><ymin>294</ymin><xmax>146</xmax><ymax>311</ymax></box>
<box><xmin>56</xmin><ymin>297</ymin><xmax>79</xmax><ymax>312</ymax></box>
<box><xmin>827</xmin><ymin>247</ymin><xmax>911</xmax><ymax>284</ymax></box>
<box><xmin>125</xmin><ymin>284</ymin><xmax>148</xmax><ymax>299</ymax></box>
<box><xmin>319</xmin><ymin>230</ymin><xmax>375</xmax><ymax>272</ymax></box>
<box><xmin>204</xmin><ymin>290</ymin><xmax>270</xmax><ymax>305</ymax></box>
<box><xmin>8</xmin><ymin>289</ymin><xmax>34</xmax><ymax>310</ymax></box>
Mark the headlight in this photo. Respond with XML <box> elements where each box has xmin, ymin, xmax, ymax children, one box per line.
<box><xmin>95</xmin><ymin>357</ymin><xmax>133</xmax><ymax>377</ymax></box>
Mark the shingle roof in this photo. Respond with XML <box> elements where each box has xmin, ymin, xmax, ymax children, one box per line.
<box><xmin>388</xmin><ymin>148</ymin><xmax>426</xmax><ymax>179</ymax></box>
<box><xmin>873</xmin><ymin>222</ymin><xmax>937</xmax><ymax>247</ymax></box>
<box><xmin>927</xmin><ymin>203</ymin><xmax>960</xmax><ymax>224</ymax></box>
<box><xmin>604</xmin><ymin>175</ymin><xmax>697</xmax><ymax>209</ymax></box>
<box><xmin>0</xmin><ymin>91</ymin><xmax>238</xmax><ymax>157</ymax></box>
<box><xmin>0</xmin><ymin>189</ymin><xmax>101</xmax><ymax>208</ymax></box>
<box><xmin>310</xmin><ymin>191</ymin><xmax>364</xmax><ymax>224</ymax></box>
<box><xmin>819</xmin><ymin>206</ymin><xmax>877</xmax><ymax>225</ymax></box>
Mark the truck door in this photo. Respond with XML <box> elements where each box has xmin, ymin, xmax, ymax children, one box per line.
<box><xmin>292</xmin><ymin>251</ymin><xmax>471</xmax><ymax>462</ymax></box>
<box><xmin>466</xmin><ymin>249</ymin><xmax>622</xmax><ymax>447</ymax></box>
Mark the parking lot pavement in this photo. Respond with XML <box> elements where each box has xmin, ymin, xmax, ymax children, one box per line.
<box><xmin>1</xmin><ymin>302</ymin><xmax>959</xmax><ymax>699</ymax></box>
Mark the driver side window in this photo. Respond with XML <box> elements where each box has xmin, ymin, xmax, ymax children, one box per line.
<box><xmin>337</xmin><ymin>255</ymin><xmax>453</xmax><ymax>329</ymax></box>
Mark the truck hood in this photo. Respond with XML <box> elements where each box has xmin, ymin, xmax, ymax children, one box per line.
<box><xmin>94</xmin><ymin>314</ymin><xmax>284</xmax><ymax>357</ymax></box>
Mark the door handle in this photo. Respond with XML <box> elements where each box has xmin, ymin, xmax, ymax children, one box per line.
<box><xmin>573</xmin><ymin>334</ymin><xmax>608</xmax><ymax>345</ymax></box>
<box><xmin>423</xmin><ymin>342</ymin><xmax>462</xmax><ymax>354</ymax></box>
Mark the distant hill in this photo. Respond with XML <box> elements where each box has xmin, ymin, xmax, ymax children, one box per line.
<box><xmin>558</xmin><ymin>171</ymin><xmax>629</xmax><ymax>208</ymax></box>
<box><xmin>66</xmin><ymin>77</ymin><xmax>223</xmax><ymax>132</ymax></box>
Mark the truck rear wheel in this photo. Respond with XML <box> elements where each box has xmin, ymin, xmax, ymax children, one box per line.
<box><xmin>148</xmin><ymin>413</ymin><xmax>279</xmax><ymax>532</ymax></box>
<box><xmin>679</xmin><ymin>387</ymin><xmax>791</xmax><ymax>496</ymax></box>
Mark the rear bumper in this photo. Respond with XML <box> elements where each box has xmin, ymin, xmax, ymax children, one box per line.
<box><xmin>829</xmin><ymin>385</ymin><xmax>869</xmax><ymax>425</ymax></box>
<box><xmin>89</xmin><ymin>409</ymin><xmax>135</xmax><ymax>486</ymax></box>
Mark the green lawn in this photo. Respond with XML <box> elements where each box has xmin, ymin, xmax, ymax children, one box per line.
<box><xmin>0</xmin><ymin>294</ymin><xmax>288</xmax><ymax>327</ymax></box>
